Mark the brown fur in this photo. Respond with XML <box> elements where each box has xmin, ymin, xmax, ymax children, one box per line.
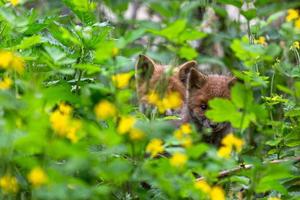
<box><xmin>181</xmin><ymin>68</ymin><xmax>236</xmax><ymax>145</ymax></box>
<box><xmin>135</xmin><ymin>55</ymin><xmax>196</xmax><ymax>113</ymax></box>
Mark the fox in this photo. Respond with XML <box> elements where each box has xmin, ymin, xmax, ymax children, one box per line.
<box><xmin>135</xmin><ymin>55</ymin><xmax>236</xmax><ymax>146</ymax></box>
<box><xmin>135</xmin><ymin>54</ymin><xmax>196</xmax><ymax>114</ymax></box>
<box><xmin>180</xmin><ymin>68</ymin><xmax>236</xmax><ymax>145</ymax></box>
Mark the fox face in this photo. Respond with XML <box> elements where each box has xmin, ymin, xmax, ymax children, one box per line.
<box><xmin>135</xmin><ymin>55</ymin><xmax>196</xmax><ymax>114</ymax></box>
<box><xmin>181</xmin><ymin>68</ymin><xmax>236</xmax><ymax>144</ymax></box>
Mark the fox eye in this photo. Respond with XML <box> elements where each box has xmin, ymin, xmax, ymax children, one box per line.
<box><xmin>200</xmin><ymin>104</ymin><xmax>207</xmax><ymax>110</ymax></box>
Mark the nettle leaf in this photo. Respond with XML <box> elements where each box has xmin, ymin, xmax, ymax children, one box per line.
<box><xmin>44</xmin><ymin>45</ymin><xmax>76</xmax><ymax>65</ymax></box>
<box><xmin>73</xmin><ymin>63</ymin><xmax>101</xmax><ymax>75</ymax></box>
<box><xmin>14</xmin><ymin>35</ymin><xmax>42</xmax><ymax>50</ymax></box>
<box><xmin>49</xmin><ymin>24</ymin><xmax>82</xmax><ymax>47</ymax></box>
<box><xmin>94</xmin><ymin>41</ymin><xmax>116</xmax><ymax>63</ymax></box>
<box><xmin>63</xmin><ymin>0</ymin><xmax>96</xmax><ymax>25</ymax></box>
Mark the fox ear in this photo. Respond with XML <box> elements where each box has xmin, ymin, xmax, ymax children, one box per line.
<box><xmin>178</xmin><ymin>60</ymin><xmax>197</xmax><ymax>85</ymax></box>
<box><xmin>135</xmin><ymin>55</ymin><xmax>157</xmax><ymax>81</ymax></box>
<box><xmin>188</xmin><ymin>68</ymin><xmax>207</xmax><ymax>90</ymax></box>
<box><xmin>228</xmin><ymin>77</ymin><xmax>237</xmax><ymax>88</ymax></box>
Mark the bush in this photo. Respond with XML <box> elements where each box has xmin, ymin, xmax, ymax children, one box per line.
<box><xmin>0</xmin><ymin>0</ymin><xmax>299</xmax><ymax>199</ymax></box>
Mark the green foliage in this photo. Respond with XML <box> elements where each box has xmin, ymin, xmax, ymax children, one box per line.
<box><xmin>0</xmin><ymin>0</ymin><xmax>299</xmax><ymax>199</ymax></box>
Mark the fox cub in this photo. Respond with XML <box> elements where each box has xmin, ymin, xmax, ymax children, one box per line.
<box><xmin>135</xmin><ymin>55</ymin><xmax>236</xmax><ymax>145</ymax></box>
<box><xmin>180</xmin><ymin>68</ymin><xmax>236</xmax><ymax>145</ymax></box>
<box><xmin>135</xmin><ymin>54</ymin><xmax>196</xmax><ymax>113</ymax></box>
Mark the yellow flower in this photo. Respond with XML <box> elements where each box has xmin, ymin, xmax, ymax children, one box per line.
<box><xmin>221</xmin><ymin>133</ymin><xmax>244</xmax><ymax>152</ymax></box>
<box><xmin>210</xmin><ymin>186</ymin><xmax>225</xmax><ymax>200</ymax></box>
<box><xmin>112</xmin><ymin>47</ymin><xmax>119</xmax><ymax>57</ymax></box>
<box><xmin>164</xmin><ymin>91</ymin><xmax>182</xmax><ymax>109</ymax></box>
<box><xmin>0</xmin><ymin>77</ymin><xmax>13</xmax><ymax>90</ymax></box>
<box><xmin>66</xmin><ymin>120</ymin><xmax>81</xmax><ymax>143</ymax></box>
<box><xmin>0</xmin><ymin>51</ymin><xmax>13</xmax><ymax>68</ymax></box>
<box><xmin>295</xmin><ymin>18</ymin><xmax>300</xmax><ymax>29</ymax></box>
<box><xmin>194</xmin><ymin>180</ymin><xmax>211</xmax><ymax>193</ymax></box>
<box><xmin>0</xmin><ymin>51</ymin><xmax>25</xmax><ymax>74</ymax></box>
<box><xmin>156</xmin><ymin>101</ymin><xmax>167</xmax><ymax>113</ymax></box>
<box><xmin>10</xmin><ymin>0</ymin><xmax>19</xmax><ymax>6</ymax></box>
<box><xmin>170</xmin><ymin>152</ymin><xmax>187</xmax><ymax>167</ymax></box>
<box><xmin>117</xmin><ymin>116</ymin><xmax>136</xmax><ymax>134</ymax></box>
<box><xmin>217</xmin><ymin>146</ymin><xmax>232</xmax><ymax>158</ymax></box>
<box><xmin>11</xmin><ymin>55</ymin><xmax>25</xmax><ymax>74</ymax></box>
<box><xmin>27</xmin><ymin>167</ymin><xmax>48</xmax><ymax>187</ymax></box>
<box><xmin>112</xmin><ymin>72</ymin><xmax>132</xmax><ymax>89</ymax></box>
<box><xmin>218</xmin><ymin>133</ymin><xmax>244</xmax><ymax>158</ymax></box>
<box><xmin>181</xmin><ymin>137</ymin><xmax>192</xmax><ymax>148</ymax></box>
<box><xmin>50</xmin><ymin>105</ymin><xmax>81</xmax><ymax>142</ymax></box>
<box><xmin>147</xmin><ymin>90</ymin><xmax>160</xmax><ymax>105</ymax></box>
<box><xmin>268</xmin><ymin>197</ymin><xmax>281</xmax><ymax>200</ymax></box>
<box><xmin>58</xmin><ymin>102</ymin><xmax>73</xmax><ymax>115</ymax></box>
<box><xmin>286</xmin><ymin>9</ymin><xmax>299</xmax><ymax>22</ymax></box>
<box><xmin>0</xmin><ymin>174</ymin><xmax>18</xmax><ymax>193</ymax></box>
<box><xmin>147</xmin><ymin>91</ymin><xmax>182</xmax><ymax>113</ymax></box>
<box><xmin>50</xmin><ymin>110</ymin><xmax>70</xmax><ymax>136</ymax></box>
<box><xmin>255</xmin><ymin>36</ymin><xmax>267</xmax><ymax>45</ymax></box>
<box><xmin>180</xmin><ymin>123</ymin><xmax>192</xmax><ymax>134</ymax></box>
<box><xmin>174</xmin><ymin>129</ymin><xmax>183</xmax><ymax>140</ymax></box>
<box><xmin>146</xmin><ymin>138</ymin><xmax>164</xmax><ymax>157</ymax></box>
<box><xmin>129</xmin><ymin>128</ymin><xmax>145</xmax><ymax>141</ymax></box>
<box><xmin>94</xmin><ymin>100</ymin><xmax>117</xmax><ymax>120</ymax></box>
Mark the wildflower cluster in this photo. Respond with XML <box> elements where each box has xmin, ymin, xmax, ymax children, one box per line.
<box><xmin>0</xmin><ymin>77</ymin><xmax>12</xmax><ymax>90</ymax></box>
<box><xmin>146</xmin><ymin>138</ymin><xmax>164</xmax><ymax>157</ymax></box>
<box><xmin>169</xmin><ymin>152</ymin><xmax>188</xmax><ymax>168</ymax></box>
<box><xmin>254</xmin><ymin>36</ymin><xmax>267</xmax><ymax>46</ymax></box>
<box><xmin>174</xmin><ymin>123</ymin><xmax>193</xmax><ymax>147</ymax></box>
<box><xmin>0</xmin><ymin>174</ymin><xmax>18</xmax><ymax>193</ymax></box>
<box><xmin>217</xmin><ymin>133</ymin><xmax>244</xmax><ymax>158</ymax></box>
<box><xmin>94</xmin><ymin>100</ymin><xmax>117</xmax><ymax>120</ymax></box>
<box><xmin>147</xmin><ymin>90</ymin><xmax>182</xmax><ymax>113</ymax></box>
<box><xmin>194</xmin><ymin>180</ymin><xmax>225</xmax><ymax>200</ymax></box>
<box><xmin>50</xmin><ymin>102</ymin><xmax>81</xmax><ymax>143</ymax></box>
<box><xmin>27</xmin><ymin>167</ymin><xmax>48</xmax><ymax>187</ymax></box>
<box><xmin>9</xmin><ymin>0</ymin><xmax>19</xmax><ymax>6</ymax></box>
<box><xmin>117</xmin><ymin>116</ymin><xmax>144</xmax><ymax>140</ymax></box>
<box><xmin>112</xmin><ymin>72</ymin><xmax>132</xmax><ymax>89</ymax></box>
<box><xmin>0</xmin><ymin>50</ymin><xmax>25</xmax><ymax>74</ymax></box>
<box><xmin>286</xmin><ymin>9</ymin><xmax>300</xmax><ymax>29</ymax></box>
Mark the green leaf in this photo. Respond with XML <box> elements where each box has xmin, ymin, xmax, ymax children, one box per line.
<box><xmin>151</xmin><ymin>19</ymin><xmax>186</xmax><ymax>42</ymax></box>
<box><xmin>231</xmin><ymin>83</ymin><xmax>253</xmax><ymax>108</ymax></box>
<box><xmin>63</xmin><ymin>0</ymin><xmax>96</xmax><ymax>25</ymax></box>
<box><xmin>94</xmin><ymin>41</ymin><xmax>116</xmax><ymax>63</ymax></box>
<box><xmin>14</xmin><ymin>35</ymin><xmax>42</xmax><ymax>49</ymax></box>
<box><xmin>179</xmin><ymin>46</ymin><xmax>198</xmax><ymax>60</ymax></box>
<box><xmin>178</xmin><ymin>30</ymin><xmax>207</xmax><ymax>43</ymax></box>
<box><xmin>187</xmin><ymin>144</ymin><xmax>209</xmax><ymax>159</ymax></box>
<box><xmin>216</xmin><ymin>0</ymin><xmax>243</xmax><ymax>8</ymax></box>
<box><xmin>241</xmin><ymin>9</ymin><xmax>257</xmax><ymax>20</ymax></box>
<box><xmin>73</xmin><ymin>64</ymin><xmax>101</xmax><ymax>75</ymax></box>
